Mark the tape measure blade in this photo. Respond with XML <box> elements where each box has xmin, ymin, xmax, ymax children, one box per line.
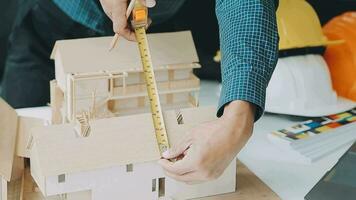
<box><xmin>134</xmin><ymin>27</ymin><xmax>170</xmax><ymax>154</ymax></box>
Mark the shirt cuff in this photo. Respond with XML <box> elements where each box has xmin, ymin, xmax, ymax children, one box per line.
<box><xmin>217</xmin><ymin>69</ymin><xmax>268</xmax><ymax>121</ymax></box>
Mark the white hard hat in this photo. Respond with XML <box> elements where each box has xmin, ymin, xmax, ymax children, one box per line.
<box><xmin>266</xmin><ymin>54</ymin><xmax>356</xmax><ymax>117</ymax></box>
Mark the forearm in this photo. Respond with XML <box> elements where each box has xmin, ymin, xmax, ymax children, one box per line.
<box><xmin>223</xmin><ymin>100</ymin><xmax>256</xmax><ymax>120</ymax></box>
<box><xmin>216</xmin><ymin>0</ymin><xmax>279</xmax><ymax>121</ymax></box>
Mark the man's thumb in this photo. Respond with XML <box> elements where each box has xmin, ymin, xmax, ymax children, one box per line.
<box><xmin>162</xmin><ymin>139</ymin><xmax>191</xmax><ymax>159</ymax></box>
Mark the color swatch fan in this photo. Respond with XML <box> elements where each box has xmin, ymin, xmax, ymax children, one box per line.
<box><xmin>268</xmin><ymin>108</ymin><xmax>356</xmax><ymax>163</ymax></box>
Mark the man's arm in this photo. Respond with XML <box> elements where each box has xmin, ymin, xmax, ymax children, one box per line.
<box><xmin>217</xmin><ymin>0</ymin><xmax>279</xmax><ymax>120</ymax></box>
<box><xmin>159</xmin><ymin>0</ymin><xmax>279</xmax><ymax>183</ymax></box>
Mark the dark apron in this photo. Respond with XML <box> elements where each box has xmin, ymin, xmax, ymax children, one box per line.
<box><xmin>0</xmin><ymin>0</ymin><xmax>104</xmax><ymax>108</ymax></box>
<box><xmin>150</xmin><ymin>0</ymin><xmax>186</xmax><ymax>25</ymax></box>
<box><xmin>13</xmin><ymin>0</ymin><xmax>37</xmax><ymax>27</ymax></box>
<box><xmin>0</xmin><ymin>0</ymin><xmax>20</xmax><ymax>82</ymax></box>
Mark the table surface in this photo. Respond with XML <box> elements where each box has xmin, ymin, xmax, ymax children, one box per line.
<box><xmin>198</xmin><ymin>161</ymin><xmax>279</xmax><ymax>200</ymax></box>
<box><xmin>15</xmin><ymin>80</ymin><xmax>352</xmax><ymax>200</ymax></box>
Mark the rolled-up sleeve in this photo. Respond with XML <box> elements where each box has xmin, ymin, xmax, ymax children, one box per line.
<box><xmin>216</xmin><ymin>0</ymin><xmax>279</xmax><ymax>121</ymax></box>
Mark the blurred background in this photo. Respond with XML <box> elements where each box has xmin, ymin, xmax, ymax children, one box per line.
<box><xmin>0</xmin><ymin>0</ymin><xmax>356</xmax><ymax>83</ymax></box>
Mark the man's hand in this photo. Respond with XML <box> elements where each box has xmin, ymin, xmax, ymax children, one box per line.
<box><xmin>158</xmin><ymin>100</ymin><xmax>255</xmax><ymax>184</ymax></box>
<box><xmin>100</xmin><ymin>0</ymin><xmax>156</xmax><ymax>41</ymax></box>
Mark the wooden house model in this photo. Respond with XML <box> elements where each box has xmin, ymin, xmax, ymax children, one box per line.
<box><xmin>28</xmin><ymin>107</ymin><xmax>237</xmax><ymax>200</ymax></box>
<box><xmin>0</xmin><ymin>31</ymin><xmax>239</xmax><ymax>199</ymax></box>
<box><xmin>50</xmin><ymin>31</ymin><xmax>201</xmax><ymax>124</ymax></box>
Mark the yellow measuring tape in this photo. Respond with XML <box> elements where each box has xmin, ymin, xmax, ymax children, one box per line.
<box><xmin>132</xmin><ymin>2</ymin><xmax>170</xmax><ymax>154</ymax></box>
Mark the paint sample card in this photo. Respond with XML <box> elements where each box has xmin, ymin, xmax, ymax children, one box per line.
<box><xmin>271</xmin><ymin>108</ymin><xmax>356</xmax><ymax>141</ymax></box>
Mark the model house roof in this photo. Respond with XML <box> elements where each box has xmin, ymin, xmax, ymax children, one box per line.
<box><xmin>50</xmin><ymin>31</ymin><xmax>200</xmax><ymax>74</ymax></box>
<box><xmin>0</xmin><ymin>98</ymin><xmax>18</xmax><ymax>181</ymax></box>
<box><xmin>29</xmin><ymin>106</ymin><xmax>216</xmax><ymax>177</ymax></box>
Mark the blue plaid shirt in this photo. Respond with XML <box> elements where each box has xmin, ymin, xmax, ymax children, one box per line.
<box><xmin>52</xmin><ymin>0</ymin><xmax>279</xmax><ymax>120</ymax></box>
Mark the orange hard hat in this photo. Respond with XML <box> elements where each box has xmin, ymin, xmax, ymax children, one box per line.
<box><xmin>323</xmin><ymin>12</ymin><xmax>356</xmax><ymax>101</ymax></box>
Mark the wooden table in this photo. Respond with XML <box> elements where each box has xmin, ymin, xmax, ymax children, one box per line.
<box><xmin>9</xmin><ymin>160</ymin><xmax>279</xmax><ymax>200</ymax></box>
<box><xmin>198</xmin><ymin>161</ymin><xmax>280</xmax><ymax>200</ymax></box>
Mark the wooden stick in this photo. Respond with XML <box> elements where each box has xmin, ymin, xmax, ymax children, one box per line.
<box><xmin>109</xmin><ymin>0</ymin><xmax>136</xmax><ymax>51</ymax></box>
<box><xmin>91</xmin><ymin>89</ymin><xmax>97</xmax><ymax>119</ymax></box>
<box><xmin>19</xmin><ymin>171</ymin><xmax>25</xmax><ymax>200</ymax></box>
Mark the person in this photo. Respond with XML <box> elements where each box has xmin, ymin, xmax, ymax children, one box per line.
<box><xmin>1</xmin><ymin>0</ymin><xmax>279</xmax><ymax>183</ymax></box>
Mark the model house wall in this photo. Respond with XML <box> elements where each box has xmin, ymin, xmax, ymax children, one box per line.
<box><xmin>40</xmin><ymin>160</ymin><xmax>236</xmax><ymax>200</ymax></box>
<box><xmin>0</xmin><ymin>177</ymin><xmax>6</xmax><ymax>200</ymax></box>
<box><xmin>2</xmin><ymin>170</ymin><xmax>93</xmax><ymax>200</ymax></box>
<box><xmin>0</xmin><ymin>99</ymin><xmax>18</xmax><ymax>182</ymax></box>
<box><xmin>50</xmin><ymin>31</ymin><xmax>201</xmax><ymax>123</ymax></box>
<box><xmin>0</xmin><ymin>99</ymin><xmax>18</xmax><ymax>200</ymax></box>
<box><xmin>29</xmin><ymin>107</ymin><xmax>237</xmax><ymax>199</ymax></box>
